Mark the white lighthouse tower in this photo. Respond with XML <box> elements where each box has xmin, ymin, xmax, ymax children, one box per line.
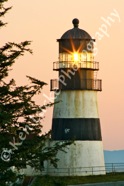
<box><xmin>49</xmin><ymin>18</ymin><xmax>105</xmax><ymax>176</ymax></box>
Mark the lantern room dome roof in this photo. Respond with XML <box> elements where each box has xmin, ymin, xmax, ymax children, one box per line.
<box><xmin>60</xmin><ymin>18</ymin><xmax>92</xmax><ymax>40</ymax></box>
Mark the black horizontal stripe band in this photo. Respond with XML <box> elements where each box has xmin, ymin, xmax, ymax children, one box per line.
<box><xmin>51</xmin><ymin>118</ymin><xmax>102</xmax><ymax>141</ymax></box>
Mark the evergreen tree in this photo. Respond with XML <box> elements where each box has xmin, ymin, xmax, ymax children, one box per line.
<box><xmin>0</xmin><ymin>1</ymin><xmax>70</xmax><ymax>185</ymax></box>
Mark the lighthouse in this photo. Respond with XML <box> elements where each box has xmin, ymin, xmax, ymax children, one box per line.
<box><xmin>49</xmin><ymin>18</ymin><xmax>105</xmax><ymax>176</ymax></box>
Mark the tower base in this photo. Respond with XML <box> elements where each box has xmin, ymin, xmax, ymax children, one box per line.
<box><xmin>46</xmin><ymin>141</ymin><xmax>106</xmax><ymax>176</ymax></box>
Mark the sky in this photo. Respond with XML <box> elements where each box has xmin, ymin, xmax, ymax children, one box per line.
<box><xmin>1</xmin><ymin>0</ymin><xmax>124</xmax><ymax>150</ymax></box>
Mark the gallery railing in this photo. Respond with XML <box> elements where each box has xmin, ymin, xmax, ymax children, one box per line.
<box><xmin>53</xmin><ymin>61</ymin><xmax>99</xmax><ymax>70</ymax></box>
<box><xmin>50</xmin><ymin>79</ymin><xmax>102</xmax><ymax>91</ymax></box>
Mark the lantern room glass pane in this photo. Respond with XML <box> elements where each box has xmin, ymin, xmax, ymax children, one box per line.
<box><xmin>59</xmin><ymin>52</ymin><xmax>94</xmax><ymax>62</ymax></box>
<box><xmin>59</xmin><ymin>53</ymin><xmax>72</xmax><ymax>62</ymax></box>
<box><xmin>81</xmin><ymin>52</ymin><xmax>94</xmax><ymax>62</ymax></box>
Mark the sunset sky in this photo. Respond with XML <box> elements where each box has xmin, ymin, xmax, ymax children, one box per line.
<box><xmin>1</xmin><ymin>0</ymin><xmax>124</xmax><ymax>150</ymax></box>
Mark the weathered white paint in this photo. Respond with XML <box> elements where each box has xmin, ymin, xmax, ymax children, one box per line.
<box><xmin>53</xmin><ymin>90</ymin><xmax>99</xmax><ymax>118</ymax></box>
<box><xmin>19</xmin><ymin>165</ymin><xmax>41</xmax><ymax>176</ymax></box>
<box><xmin>47</xmin><ymin>141</ymin><xmax>105</xmax><ymax>176</ymax></box>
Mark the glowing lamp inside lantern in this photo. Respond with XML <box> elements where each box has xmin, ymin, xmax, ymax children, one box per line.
<box><xmin>73</xmin><ymin>53</ymin><xmax>79</xmax><ymax>62</ymax></box>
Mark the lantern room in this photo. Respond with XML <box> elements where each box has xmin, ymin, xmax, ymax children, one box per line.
<box><xmin>51</xmin><ymin>18</ymin><xmax>102</xmax><ymax>92</ymax></box>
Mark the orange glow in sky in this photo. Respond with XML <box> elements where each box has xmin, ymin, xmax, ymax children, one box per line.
<box><xmin>1</xmin><ymin>0</ymin><xmax>124</xmax><ymax>150</ymax></box>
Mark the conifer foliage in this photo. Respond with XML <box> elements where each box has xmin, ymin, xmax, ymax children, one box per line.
<box><xmin>0</xmin><ymin>1</ymin><xmax>70</xmax><ymax>185</ymax></box>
